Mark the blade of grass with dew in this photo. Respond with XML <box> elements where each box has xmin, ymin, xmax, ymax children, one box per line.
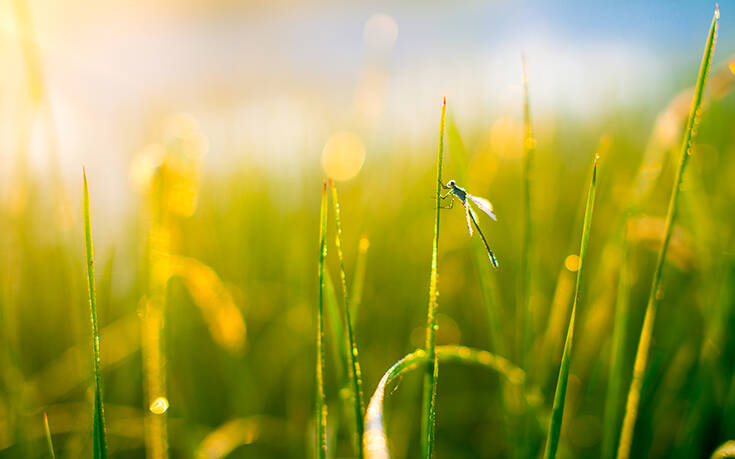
<box><xmin>616</xmin><ymin>9</ymin><xmax>719</xmax><ymax>459</ymax></box>
<box><xmin>83</xmin><ymin>168</ymin><xmax>108</xmax><ymax>459</ymax></box>
<box><xmin>364</xmin><ymin>345</ymin><xmax>538</xmax><ymax>459</ymax></box>
<box><xmin>601</xmin><ymin>230</ymin><xmax>631</xmax><ymax>459</ymax></box>
<box><xmin>328</xmin><ymin>178</ymin><xmax>365</xmax><ymax>458</ymax></box>
<box><xmin>316</xmin><ymin>181</ymin><xmax>329</xmax><ymax>459</ymax></box>
<box><xmin>543</xmin><ymin>156</ymin><xmax>598</xmax><ymax>459</ymax></box>
<box><xmin>421</xmin><ymin>97</ymin><xmax>446</xmax><ymax>459</ymax></box>
<box><xmin>43</xmin><ymin>413</ymin><xmax>56</xmax><ymax>459</ymax></box>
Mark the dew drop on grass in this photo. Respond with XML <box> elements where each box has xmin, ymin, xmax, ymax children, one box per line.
<box><xmin>149</xmin><ymin>396</ymin><xmax>169</xmax><ymax>415</ymax></box>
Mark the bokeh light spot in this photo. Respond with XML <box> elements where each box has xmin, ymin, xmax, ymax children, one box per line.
<box><xmin>321</xmin><ymin>132</ymin><xmax>366</xmax><ymax>181</ymax></box>
<box><xmin>149</xmin><ymin>396</ymin><xmax>169</xmax><ymax>415</ymax></box>
<box><xmin>565</xmin><ymin>254</ymin><xmax>581</xmax><ymax>272</ymax></box>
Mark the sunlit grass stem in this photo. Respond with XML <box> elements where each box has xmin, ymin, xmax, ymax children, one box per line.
<box><xmin>329</xmin><ymin>179</ymin><xmax>365</xmax><ymax>457</ymax></box>
<box><xmin>543</xmin><ymin>157</ymin><xmax>598</xmax><ymax>459</ymax></box>
<box><xmin>616</xmin><ymin>8</ymin><xmax>719</xmax><ymax>459</ymax></box>
<box><xmin>82</xmin><ymin>168</ymin><xmax>108</xmax><ymax>459</ymax></box>
<box><xmin>421</xmin><ymin>97</ymin><xmax>446</xmax><ymax>459</ymax></box>
<box><xmin>43</xmin><ymin>413</ymin><xmax>56</xmax><ymax>459</ymax></box>
<box><xmin>316</xmin><ymin>181</ymin><xmax>329</xmax><ymax>459</ymax></box>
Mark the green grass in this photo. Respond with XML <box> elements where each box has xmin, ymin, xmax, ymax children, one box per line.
<box><xmin>616</xmin><ymin>8</ymin><xmax>719</xmax><ymax>459</ymax></box>
<box><xmin>421</xmin><ymin>97</ymin><xmax>447</xmax><ymax>459</ymax></box>
<box><xmin>316</xmin><ymin>181</ymin><xmax>329</xmax><ymax>459</ymax></box>
<box><xmin>43</xmin><ymin>413</ymin><xmax>55</xmax><ymax>459</ymax></box>
<box><xmin>543</xmin><ymin>156</ymin><xmax>598</xmax><ymax>459</ymax></box>
<box><xmin>328</xmin><ymin>179</ymin><xmax>366</xmax><ymax>457</ymax></box>
<box><xmin>365</xmin><ymin>345</ymin><xmax>534</xmax><ymax>459</ymax></box>
<box><xmin>82</xmin><ymin>167</ymin><xmax>108</xmax><ymax>459</ymax></box>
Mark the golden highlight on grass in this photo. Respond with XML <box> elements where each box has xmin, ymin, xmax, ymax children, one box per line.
<box><xmin>316</xmin><ymin>181</ymin><xmax>329</xmax><ymax>459</ymax></box>
<box><xmin>616</xmin><ymin>8</ymin><xmax>719</xmax><ymax>459</ymax></box>
<box><xmin>364</xmin><ymin>345</ymin><xmax>532</xmax><ymax>459</ymax></box>
<box><xmin>421</xmin><ymin>96</ymin><xmax>447</xmax><ymax>459</ymax></box>
<box><xmin>543</xmin><ymin>156</ymin><xmax>598</xmax><ymax>459</ymax></box>
<box><xmin>43</xmin><ymin>413</ymin><xmax>56</xmax><ymax>459</ymax></box>
<box><xmin>82</xmin><ymin>167</ymin><xmax>108</xmax><ymax>459</ymax></box>
<box><xmin>328</xmin><ymin>178</ymin><xmax>366</xmax><ymax>457</ymax></box>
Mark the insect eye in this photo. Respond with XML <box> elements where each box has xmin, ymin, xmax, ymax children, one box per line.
<box><xmin>447</xmin><ymin>180</ymin><xmax>455</xmax><ymax>187</ymax></box>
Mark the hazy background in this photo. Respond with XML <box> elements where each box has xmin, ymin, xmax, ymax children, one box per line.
<box><xmin>1</xmin><ymin>2</ymin><xmax>735</xmax><ymax>458</ymax></box>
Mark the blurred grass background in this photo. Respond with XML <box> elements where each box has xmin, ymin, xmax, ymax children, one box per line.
<box><xmin>1</xmin><ymin>1</ymin><xmax>735</xmax><ymax>458</ymax></box>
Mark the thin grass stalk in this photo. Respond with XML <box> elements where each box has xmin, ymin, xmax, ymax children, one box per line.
<box><xmin>616</xmin><ymin>9</ymin><xmax>719</xmax><ymax>459</ymax></box>
<box><xmin>328</xmin><ymin>179</ymin><xmax>365</xmax><ymax>457</ymax></box>
<box><xmin>421</xmin><ymin>97</ymin><xmax>447</xmax><ymax>459</ymax></box>
<box><xmin>350</xmin><ymin>235</ymin><xmax>370</xmax><ymax>323</ymax></box>
<box><xmin>316</xmin><ymin>181</ymin><xmax>329</xmax><ymax>459</ymax></box>
<box><xmin>543</xmin><ymin>157</ymin><xmax>598</xmax><ymax>459</ymax></box>
<box><xmin>82</xmin><ymin>168</ymin><xmax>108</xmax><ymax>459</ymax></box>
<box><xmin>43</xmin><ymin>413</ymin><xmax>56</xmax><ymax>459</ymax></box>
<box><xmin>601</xmin><ymin>230</ymin><xmax>631</xmax><ymax>459</ymax></box>
<box><xmin>519</xmin><ymin>53</ymin><xmax>535</xmax><ymax>368</ymax></box>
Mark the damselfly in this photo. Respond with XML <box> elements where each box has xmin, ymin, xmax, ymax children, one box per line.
<box><xmin>440</xmin><ymin>179</ymin><xmax>499</xmax><ymax>268</ymax></box>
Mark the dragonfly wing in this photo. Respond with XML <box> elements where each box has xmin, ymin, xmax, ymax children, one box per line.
<box><xmin>463</xmin><ymin>201</ymin><xmax>473</xmax><ymax>236</ymax></box>
<box><xmin>468</xmin><ymin>195</ymin><xmax>497</xmax><ymax>221</ymax></box>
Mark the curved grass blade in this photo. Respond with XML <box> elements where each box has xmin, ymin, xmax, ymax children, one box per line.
<box><xmin>543</xmin><ymin>157</ymin><xmax>598</xmax><ymax>459</ymax></box>
<box><xmin>710</xmin><ymin>440</ymin><xmax>735</xmax><ymax>459</ymax></box>
<box><xmin>421</xmin><ymin>97</ymin><xmax>446</xmax><ymax>459</ymax></box>
<box><xmin>328</xmin><ymin>179</ymin><xmax>365</xmax><ymax>458</ymax></box>
<box><xmin>82</xmin><ymin>167</ymin><xmax>108</xmax><ymax>459</ymax></box>
<box><xmin>43</xmin><ymin>413</ymin><xmax>56</xmax><ymax>459</ymax></box>
<box><xmin>316</xmin><ymin>181</ymin><xmax>329</xmax><ymax>459</ymax></box>
<box><xmin>616</xmin><ymin>8</ymin><xmax>719</xmax><ymax>459</ymax></box>
<box><xmin>364</xmin><ymin>345</ymin><xmax>537</xmax><ymax>459</ymax></box>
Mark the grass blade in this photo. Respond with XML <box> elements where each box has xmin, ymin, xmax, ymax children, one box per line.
<box><xmin>43</xmin><ymin>413</ymin><xmax>56</xmax><ymax>459</ymax></box>
<box><xmin>328</xmin><ymin>178</ymin><xmax>365</xmax><ymax>458</ymax></box>
<box><xmin>543</xmin><ymin>156</ymin><xmax>599</xmax><ymax>459</ymax></box>
<box><xmin>616</xmin><ymin>8</ymin><xmax>719</xmax><ymax>459</ymax></box>
<box><xmin>82</xmin><ymin>167</ymin><xmax>108</xmax><ymax>459</ymax></box>
<box><xmin>316</xmin><ymin>181</ymin><xmax>329</xmax><ymax>459</ymax></box>
<box><xmin>519</xmin><ymin>53</ymin><xmax>536</xmax><ymax>367</ymax></box>
<box><xmin>364</xmin><ymin>345</ymin><xmax>535</xmax><ymax>459</ymax></box>
<box><xmin>601</xmin><ymin>231</ymin><xmax>631</xmax><ymax>459</ymax></box>
<box><xmin>421</xmin><ymin>97</ymin><xmax>447</xmax><ymax>459</ymax></box>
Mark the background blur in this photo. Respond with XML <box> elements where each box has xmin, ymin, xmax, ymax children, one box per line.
<box><xmin>1</xmin><ymin>1</ymin><xmax>735</xmax><ymax>458</ymax></box>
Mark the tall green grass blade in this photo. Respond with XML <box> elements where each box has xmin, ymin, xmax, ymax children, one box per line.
<box><xmin>616</xmin><ymin>8</ymin><xmax>719</xmax><ymax>459</ymax></box>
<box><xmin>43</xmin><ymin>413</ymin><xmax>56</xmax><ymax>459</ymax></box>
<box><xmin>601</xmin><ymin>231</ymin><xmax>631</xmax><ymax>459</ymax></box>
<box><xmin>519</xmin><ymin>53</ymin><xmax>536</xmax><ymax>368</ymax></box>
<box><xmin>328</xmin><ymin>179</ymin><xmax>365</xmax><ymax>458</ymax></box>
<box><xmin>316</xmin><ymin>180</ymin><xmax>329</xmax><ymax>459</ymax></box>
<box><xmin>82</xmin><ymin>167</ymin><xmax>108</xmax><ymax>459</ymax></box>
<box><xmin>364</xmin><ymin>345</ymin><xmax>537</xmax><ymax>459</ymax></box>
<box><xmin>421</xmin><ymin>97</ymin><xmax>447</xmax><ymax>459</ymax></box>
<box><xmin>543</xmin><ymin>157</ymin><xmax>598</xmax><ymax>459</ymax></box>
